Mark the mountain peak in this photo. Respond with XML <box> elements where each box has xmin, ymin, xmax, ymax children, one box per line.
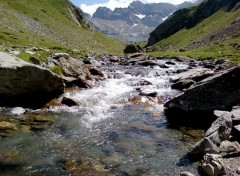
<box><xmin>129</xmin><ymin>1</ymin><xmax>144</xmax><ymax>7</ymax></box>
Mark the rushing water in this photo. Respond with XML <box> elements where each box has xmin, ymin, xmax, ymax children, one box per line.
<box><xmin>0</xmin><ymin>59</ymin><xmax>204</xmax><ymax>176</ymax></box>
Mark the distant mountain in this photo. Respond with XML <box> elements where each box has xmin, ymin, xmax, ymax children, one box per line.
<box><xmin>146</xmin><ymin>0</ymin><xmax>240</xmax><ymax>47</ymax></box>
<box><xmin>85</xmin><ymin>0</ymin><xmax>202</xmax><ymax>42</ymax></box>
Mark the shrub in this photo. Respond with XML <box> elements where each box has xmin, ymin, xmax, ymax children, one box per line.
<box><xmin>124</xmin><ymin>43</ymin><xmax>144</xmax><ymax>54</ymax></box>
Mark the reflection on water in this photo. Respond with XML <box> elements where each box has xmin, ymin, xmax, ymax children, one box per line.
<box><xmin>0</xmin><ymin>60</ymin><xmax>203</xmax><ymax>175</ymax></box>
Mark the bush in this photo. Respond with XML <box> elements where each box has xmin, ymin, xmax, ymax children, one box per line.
<box><xmin>124</xmin><ymin>43</ymin><xmax>144</xmax><ymax>54</ymax></box>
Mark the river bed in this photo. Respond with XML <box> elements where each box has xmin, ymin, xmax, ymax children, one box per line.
<box><xmin>0</xmin><ymin>58</ymin><xmax>204</xmax><ymax>176</ymax></box>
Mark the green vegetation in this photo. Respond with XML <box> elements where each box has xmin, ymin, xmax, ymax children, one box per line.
<box><xmin>0</xmin><ymin>0</ymin><xmax>124</xmax><ymax>56</ymax></box>
<box><xmin>49</xmin><ymin>65</ymin><xmax>62</xmax><ymax>75</ymax></box>
<box><xmin>147</xmin><ymin>9</ymin><xmax>240</xmax><ymax>62</ymax></box>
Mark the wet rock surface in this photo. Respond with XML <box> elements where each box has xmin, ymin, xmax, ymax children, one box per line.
<box><xmin>0</xmin><ymin>111</ymin><xmax>54</xmax><ymax>137</ymax></box>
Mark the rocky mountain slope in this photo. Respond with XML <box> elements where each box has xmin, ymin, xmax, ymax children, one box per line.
<box><xmin>146</xmin><ymin>0</ymin><xmax>240</xmax><ymax>61</ymax></box>
<box><xmin>0</xmin><ymin>0</ymin><xmax>124</xmax><ymax>56</ymax></box>
<box><xmin>85</xmin><ymin>0</ymin><xmax>202</xmax><ymax>42</ymax></box>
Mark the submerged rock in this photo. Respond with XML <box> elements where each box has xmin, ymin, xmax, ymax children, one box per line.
<box><xmin>0</xmin><ymin>121</ymin><xmax>18</xmax><ymax>137</ymax></box>
<box><xmin>0</xmin><ymin>121</ymin><xmax>18</xmax><ymax>131</ymax></box>
<box><xmin>0</xmin><ymin>52</ymin><xmax>64</xmax><ymax>109</ymax></box>
<box><xmin>164</xmin><ymin>66</ymin><xmax>240</xmax><ymax>127</ymax></box>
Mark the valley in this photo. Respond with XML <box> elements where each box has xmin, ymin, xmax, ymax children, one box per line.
<box><xmin>0</xmin><ymin>0</ymin><xmax>240</xmax><ymax>175</ymax></box>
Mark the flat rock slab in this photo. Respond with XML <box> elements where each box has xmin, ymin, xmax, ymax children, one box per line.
<box><xmin>170</xmin><ymin>68</ymin><xmax>214</xmax><ymax>83</ymax></box>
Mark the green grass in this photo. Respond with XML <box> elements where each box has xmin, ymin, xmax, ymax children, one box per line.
<box><xmin>0</xmin><ymin>0</ymin><xmax>124</xmax><ymax>56</ymax></box>
<box><xmin>147</xmin><ymin>9</ymin><xmax>240</xmax><ymax>62</ymax></box>
<box><xmin>49</xmin><ymin>65</ymin><xmax>62</xmax><ymax>75</ymax></box>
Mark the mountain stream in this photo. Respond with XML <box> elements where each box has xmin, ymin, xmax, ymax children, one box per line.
<box><xmin>0</xmin><ymin>58</ymin><xmax>204</xmax><ymax>176</ymax></box>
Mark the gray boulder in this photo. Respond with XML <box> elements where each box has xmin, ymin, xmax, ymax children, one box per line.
<box><xmin>170</xmin><ymin>68</ymin><xmax>214</xmax><ymax>83</ymax></box>
<box><xmin>0</xmin><ymin>52</ymin><xmax>64</xmax><ymax>108</ymax></box>
<box><xmin>187</xmin><ymin>112</ymin><xmax>232</xmax><ymax>159</ymax></box>
<box><xmin>44</xmin><ymin>56</ymin><xmax>104</xmax><ymax>88</ymax></box>
<box><xmin>205</xmin><ymin>111</ymin><xmax>232</xmax><ymax>141</ymax></box>
<box><xmin>164</xmin><ymin>66</ymin><xmax>240</xmax><ymax>127</ymax></box>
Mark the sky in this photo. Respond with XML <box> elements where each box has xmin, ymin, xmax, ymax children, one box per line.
<box><xmin>70</xmin><ymin>0</ymin><xmax>195</xmax><ymax>16</ymax></box>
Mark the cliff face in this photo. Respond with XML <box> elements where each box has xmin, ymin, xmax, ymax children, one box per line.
<box><xmin>146</xmin><ymin>0</ymin><xmax>240</xmax><ymax>47</ymax></box>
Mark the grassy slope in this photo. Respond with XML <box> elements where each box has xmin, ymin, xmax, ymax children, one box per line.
<box><xmin>148</xmin><ymin>9</ymin><xmax>240</xmax><ymax>62</ymax></box>
<box><xmin>0</xmin><ymin>0</ymin><xmax>124</xmax><ymax>56</ymax></box>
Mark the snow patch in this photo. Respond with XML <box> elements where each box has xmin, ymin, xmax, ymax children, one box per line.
<box><xmin>162</xmin><ymin>13</ymin><xmax>173</xmax><ymax>21</ymax></box>
<box><xmin>135</xmin><ymin>14</ymin><xmax>146</xmax><ymax>19</ymax></box>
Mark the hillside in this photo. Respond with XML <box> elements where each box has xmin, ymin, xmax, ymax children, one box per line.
<box><xmin>146</xmin><ymin>0</ymin><xmax>239</xmax><ymax>47</ymax></box>
<box><xmin>0</xmin><ymin>0</ymin><xmax>124</xmax><ymax>57</ymax></box>
<box><xmin>85</xmin><ymin>0</ymin><xmax>202</xmax><ymax>42</ymax></box>
<box><xmin>145</xmin><ymin>0</ymin><xmax>240</xmax><ymax>61</ymax></box>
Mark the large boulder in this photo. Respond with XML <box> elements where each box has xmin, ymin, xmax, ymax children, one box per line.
<box><xmin>164</xmin><ymin>66</ymin><xmax>240</xmax><ymax>127</ymax></box>
<box><xmin>0</xmin><ymin>52</ymin><xmax>64</xmax><ymax>108</ymax></box>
